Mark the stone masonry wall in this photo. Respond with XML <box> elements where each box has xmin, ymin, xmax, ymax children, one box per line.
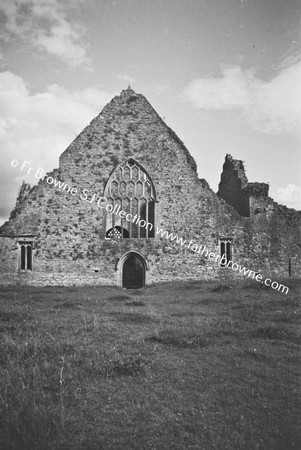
<box><xmin>217</xmin><ymin>154</ymin><xmax>301</xmax><ymax>278</ymax></box>
<box><xmin>0</xmin><ymin>87</ymin><xmax>300</xmax><ymax>286</ymax></box>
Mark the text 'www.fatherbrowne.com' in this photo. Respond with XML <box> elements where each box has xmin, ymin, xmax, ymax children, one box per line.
<box><xmin>155</xmin><ymin>227</ymin><xmax>289</xmax><ymax>294</ymax></box>
<box><xmin>11</xmin><ymin>159</ymin><xmax>289</xmax><ymax>294</ymax></box>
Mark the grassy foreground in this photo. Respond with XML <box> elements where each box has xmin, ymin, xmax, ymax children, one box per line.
<box><xmin>0</xmin><ymin>279</ymin><xmax>300</xmax><ymax>450</ymax></box>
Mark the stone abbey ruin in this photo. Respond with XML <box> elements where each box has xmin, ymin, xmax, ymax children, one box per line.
<box><xmin>0</xmin><ymin>86</ymin><xmax>300</xmax><ymax>287</ymax></box>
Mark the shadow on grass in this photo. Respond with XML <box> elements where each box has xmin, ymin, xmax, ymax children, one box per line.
<box><xmin>110</xmin><ymin>353</ymin><xmax>148</xmax><ymax>377</ymax></box>
<box><xmin>124</xmin><ymin>299</ymin><xmax>145</xmax><ymax>307</ymax></box>
<box><xmin>108</xmin><ymin>294</ymin><xmax>131</xmax><ymax>301</ymax></box>
<box><xmin>82</xmin><ymin>350</ymin><xmax>149</xmax><ymax>378</ymax></box>
<box><xmin>0</xmin><ymin>310</ymin><xmax>31</xmax><ymax>322</ymax></box>
<box><xmin>147</xmin><ymin>329</ymin><xmax>209</xmax><ymax>348</ymax></box>
<box><xmin>212</xmin><ymin>283</ymin><xmax>233</xmax><ymax>292</ymax></box>
<box><xmin>111</xmin><ymin>312</ymin><xmax>157</xmax><ymax>323</ymax></box>
<box><xmin>251</xmin><ymin>325</ymin><xmax>300</xmax><ymax>343</ymax></box>
<box><xmin>53</xmin><ymin>301</ymin><xmax>82</xmax><ymax>309</ymax></box>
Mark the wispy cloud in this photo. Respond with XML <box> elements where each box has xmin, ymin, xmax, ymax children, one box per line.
<box><xmin>155</xmin><ymin>84</ymin><xmax>171</xmax><ymax>96</ymax></box>
<box><xmin>182</xmin><ymin>61</ymin><xmax>301</xmax><ymax>137</ymax></box>
<box><xmin>0</xmin><ymin>0</ymin><xmax>91</xmax><ymax>69</ymax></box>
<box><xmin>0</xmin><ymin>71</ymin><xmax>114</xmax><ymax>223</ymax></box>
<box><xmin>272</xmin><ymin>184</ymin><xmax>301</xmax><ymax>210</ymax></box>
<box><xmin>117</xmin><ymin>74</ymin><xmax>135</xmax><ymax>84</ymax></box>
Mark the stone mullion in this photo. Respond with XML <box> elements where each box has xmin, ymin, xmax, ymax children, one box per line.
<box><xmin>221</xmin><ymin>241</ymin><xmax>225</xmax><ymax>265</ymax></box>
<box><xmin>105</xmin><ymin>162</ymin><xmax>156</xmax><ymax>241</ymax></box>
<box><xmin>118</xmin><ymin>181</ymin><xmax>122</xmax><ymax>236</ymax></box>
<box><xmin>121</xmin><ymin>198</ymin><xmax>124</xmax><ymax>238</ymax></box>
<box><xmin>25</xmin><ymin>245</ymin><xmax>28</xmax><ymax>269</ymax></box>
<box><xmin>20</xmin><ymin>244</ymin><xmax>25</xmax><ymax>270</ymax></box>
<box><xmin>25</xmin><ymin>245</ymin><xmax>28</xmax><ymax>270</ymax></box>
<box><xmin>138</xmin><ymin>198</ymin><xmax>140</xmax><ymax>238</ymax></box>
<box><xmin>146</xmin><ymin>200</ymin><xmax>149</xmax><ymax>239</ymax></box>
<box><xmin>129</xmin><ymin>164</ymin><xmax>133</xmax><ymax>181</ymax></box>
<box><xmin>112</xmin><ymin>199</ymin><xmax>115</xmax><ymax>229</ymax></box>
<box><xmin>27</xmin><ymin>245</ymin><xmax>32</xmax><ymax>270</ymax></box>
<box><xmin>129</xmin><ymin>199</ymin><xmax>132</xmax><ymax>238</ymax></box>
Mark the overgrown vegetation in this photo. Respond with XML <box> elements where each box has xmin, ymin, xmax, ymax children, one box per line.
<box><xmin>0</xmin><ymin>279</ymin><xmax>300</xmax><ymax>449</ymax></box>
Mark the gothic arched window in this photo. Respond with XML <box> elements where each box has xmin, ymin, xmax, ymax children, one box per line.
<box><xmin>19</xmin><ymin>241</ymin><xmax>33</xmax><ymax>271</ymax></box>
<box><xmin>104</xmin><ymin>159</ymin><xmax>156</xmax><ymax>239</ymax></box>
<box><xmin>219</xmin><ymin>238</ymin><xmax>232</xmax><ymax>267</ymax></box>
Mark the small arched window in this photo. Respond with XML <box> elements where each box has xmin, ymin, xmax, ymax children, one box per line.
<box><xmin>19</xmin><ymin>241</ymin><xmax>33</xmax><ymax>271</ymax></box>
<box><xmin>104</xmin><ymin>159</ymin><xmax>156</xmax><ymax>239</ymax></box>
<box><xmin>219</xmin><ymin>238</ymin><xmax>232</xmax><ymax>267</ymax></box>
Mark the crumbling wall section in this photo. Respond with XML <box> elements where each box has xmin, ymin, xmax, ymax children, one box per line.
<box><xmin>217</xmin><ymin>154</ymin><xmax>249</xmax><ymax>216</ymax></box>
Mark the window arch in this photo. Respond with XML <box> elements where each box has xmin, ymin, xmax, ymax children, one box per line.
<box><xmin>104</xmin><ymin>159</ymin><xmax>156</xmax><ymax>239</ymax></box>
<box><xmin>219</xmin><ymin>238</ymin><xmax>232</xmax><ymax>267</ymax></box>
<box><xmin>19</xmin><ymin>241</ymin><xmax>33</xmax><ymax>271</ymax></box>
<box><xmin>122</xmin><ymin>252</ymin><xmax>146</xmax><ymax>288</ymax></box>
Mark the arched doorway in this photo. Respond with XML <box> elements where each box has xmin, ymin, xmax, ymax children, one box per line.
<box><xmin>122</xmin><ymin>253</ymin><xmax>145</xmax><ymax>289</ymax></box>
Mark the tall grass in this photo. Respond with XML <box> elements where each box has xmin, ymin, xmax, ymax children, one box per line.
<box><xmin>0</xmin><ymin>280</ymin><xmax>300</xmax><ymax>449</ymax></box>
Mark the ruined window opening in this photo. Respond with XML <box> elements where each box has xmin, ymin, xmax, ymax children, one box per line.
<box><xmin>219</xmin><ymin>239</ymin><xmax>232</xmax><ymax>267</ymax></box>
<box><xmin>104</xmin><ymin>159</ymin><xmax>156</xmax><ymax>239</ymax></box>
<box><xmin>19</xmin><ymin>242</ymin><xmax>33</xmax><ymax>271</ymax></box>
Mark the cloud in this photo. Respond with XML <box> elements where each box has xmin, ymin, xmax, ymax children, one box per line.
<box><xmin>182</xmin><ymin>61</ymin><xmax>301</xmax><ymax>137</ymax></box>
<box><xmin>117</xmin><ymin>74</ymin><xmax>135</xmax><ymax>84</ymax></box>
<box><xmin>0</xmin><ymin>0</ymin><xmax>91</xmax><ymax>69</ymax></box>
<box><xmin>155</xmin><ymin>84</ymin><xmax>172</xmax><ymax>96</ymax></box>
<box><xmin>272</xmin><ymin>184</ymin><xmax>301</xmax><ymax>210</ymax></box>
<box><xmin>0</xmin><ymin>71</ymin><xmax>114</xmax><ymax>224</ymax></box>
<box><xmin>36</xmin><ymin>19</ymin><xmax>90</xmax><ymax>69</ymax></box>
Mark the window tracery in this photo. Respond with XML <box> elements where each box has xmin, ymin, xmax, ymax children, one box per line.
<box><xmin>105</xmin><ymin>159</ymin><xmax>156</xmax><ymax>239</ymax></box>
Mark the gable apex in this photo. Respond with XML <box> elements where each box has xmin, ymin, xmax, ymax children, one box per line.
<box><xmin>59</xmin><ymin>86</ymin><xmax>198</xmax><ymax>174</ymax></box>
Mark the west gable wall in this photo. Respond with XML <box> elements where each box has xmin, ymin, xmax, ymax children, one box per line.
<box><xmin>0</xmin><ymin>88</ymin><xmax>300</xmax><ymax>285</ymax></box>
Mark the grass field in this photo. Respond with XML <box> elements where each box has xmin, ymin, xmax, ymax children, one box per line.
<box><xmin>0</xmin><ymin>279</ymin><xmax>300</xmax><ymax>450</ymax></box>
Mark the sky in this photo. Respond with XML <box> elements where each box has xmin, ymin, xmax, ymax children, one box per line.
<box><xmin>0</xmin><ymin>0</ymin><xmax>300</xmax><ymax>225</ymax></box>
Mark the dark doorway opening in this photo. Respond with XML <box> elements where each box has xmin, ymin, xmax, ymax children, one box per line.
<box><xmin>122</xmin><ymin>254</ymin><xmax>145</xmax><ymax>289</ymax></box>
